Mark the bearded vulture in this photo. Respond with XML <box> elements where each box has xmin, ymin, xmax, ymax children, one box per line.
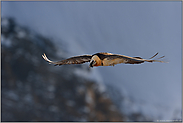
<box><xmin>42</xmin><ymin>52</ymin><xmax>167</xmax><ymax>67</ymax></box>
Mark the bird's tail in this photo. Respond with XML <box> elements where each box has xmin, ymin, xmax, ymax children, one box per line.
<box><xmin>145</xmin><ymin>59</ymin><xmax>168</xmax><ymax>63</ymax></box>
<box><xmin>145</xmin><ymin>52</ymin><xmax>168</xmax><ymax>63</ymax></box>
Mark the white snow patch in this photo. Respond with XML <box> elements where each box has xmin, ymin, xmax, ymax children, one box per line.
<box><xmin>66</xmin><ymin>100</ymin><xmax>75</xmax><ymax>107</ymax></box>
<box><xmin>24</xmin><ymin>94</ymin><xmax>33</xmax><ymax>103</ymax></box>
<box><xmin>83</xmin><ymin>106</ymin><xmax>90</xmax><ymax>113</ymax></box>
<box><xmin>1</xmin><ymin>18</ymin><xmax>9</xmax><ymax>27</ymax></box>
<box><xmin>74</xmin><ymin>67</ymin><xmax>106</xmax><ymax>93</ymax></box>
<box><xmin>15</xmin><ymin>26</ymin><xmax>27</xmax><ymax>38</ymax></box>
<box><xmin>49</xmin><ymin>105</ymin><xmax>59</xmax><ymax>112</ymax></box>
<box><xmin>6</xmin><ymin>91</ymin><xmax>19</xmax><ymax>101</ymax></box>
<box><xmin>85</xmin><ymin>92</ymin><xmax>94</xmax><ymax>105</ymax></box>
<box><xmin>47</xmin><ymin>85</ymin><xmax>55</xmax><ymax>92</ymax></box>
<box><xmin>1</xmin><ymin>36</ymin><xmax>12</xmax><ymax>47</ymax></box>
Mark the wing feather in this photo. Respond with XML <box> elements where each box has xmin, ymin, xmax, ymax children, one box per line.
<box><xmin>103</xmin><ymin>53</ymin><xmax>166</xmax><ymax>65</ymax></box>
<box><xmin>42</xmin><ymin>53</ymin><xmax>92</xmax><ymax>66</ymax></box>
<box><xmin>104</xmin><ymin>54</ymin><xmax>145</xmax><ymax>65</ymax></box>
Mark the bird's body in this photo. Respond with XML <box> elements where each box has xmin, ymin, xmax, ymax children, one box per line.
<box><xmin>42</xmin><ymin>52</ymin><xmax>167</xmax><ymax>67</ymax></box>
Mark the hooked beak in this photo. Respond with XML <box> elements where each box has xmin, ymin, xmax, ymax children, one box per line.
<box><xmin>89</xmin><ymin>60</ymin><xmax>95</xmax><ymax>68</ymax></box>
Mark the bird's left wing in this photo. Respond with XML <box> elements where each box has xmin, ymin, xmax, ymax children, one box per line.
<box><xmin>42</xmin><ymin>53</ymin><xmax>92</xmax><ymax>66</ymax></box>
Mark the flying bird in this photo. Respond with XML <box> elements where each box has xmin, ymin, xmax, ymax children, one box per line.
<box><xmin>42</xmin><ymin>52</ymin><xmax>167</xmax><ymax>68</ymax></box>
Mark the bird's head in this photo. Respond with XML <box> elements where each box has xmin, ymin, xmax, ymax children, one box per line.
<box><xmin>89</xmin><ymin>55</ymin><xmax>100</xmax><ymax>68</ymax></box>
<box><xmin>89</xmin><ymin>60</ymin><xmax>96</xmax><ymax>68</ymax></box>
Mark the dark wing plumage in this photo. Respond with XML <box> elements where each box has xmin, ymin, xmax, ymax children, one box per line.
<box><xmin>93</xmin><ymin>52</ymin><xmax>113</xmax><ymax>60</ymax></box>
<box><xmin>103</xmin><ymin>52</ymin><xmax>166</xmax><ymax>65</ymax></box>
<box><xmin>42</xmin><ymin>53</ymin><xmax>92</xmax><ymax>66</ymax></box>
<box><xmin>105</xmin><ymin>54</ymin><xmax>145</xmax><ymax>64</ymax></box>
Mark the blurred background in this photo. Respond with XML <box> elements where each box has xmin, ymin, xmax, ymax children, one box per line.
<box><xmin>1</xmin><ymin>1</ymin><xmax>182</xmax><ymax>122</ymax></box>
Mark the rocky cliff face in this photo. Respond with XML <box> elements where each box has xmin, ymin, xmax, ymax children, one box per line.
<box><xmin>1</xmin><ymin>18</ymin><xmax>125</xmax><ymax>121</ymax></box>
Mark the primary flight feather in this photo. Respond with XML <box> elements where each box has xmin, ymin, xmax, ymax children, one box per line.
<box><xmin>42</xmin><ymin>52</ymin><xmax>167</xmax><ymax>67</ymax></box>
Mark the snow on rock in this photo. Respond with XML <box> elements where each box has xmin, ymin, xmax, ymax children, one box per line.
<box><xmin>1</xmin><ymin>17</ymin><xmax>125</xmax><ymax>122</ymax></box>
<box><xmin>74</xmin><ymin>66</ymin><xmax>106</xmax><ymax>93</ymax></box>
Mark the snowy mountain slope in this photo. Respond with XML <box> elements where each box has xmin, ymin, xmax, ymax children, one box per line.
<box><xmin>1</xmin><ymin>2</ymin><xmax>182</xmax><ymax>121</ymax></box>
<box><xmin>1</xmin><ymin>18</ymin><xmax>126</xmax><ymax>121</ymax></box>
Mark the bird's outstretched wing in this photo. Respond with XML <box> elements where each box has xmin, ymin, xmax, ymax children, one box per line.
<box><xmin>103</xmin><ymin>54</ymin><xmax>145</xmax><ymax>65</ymax></box>
<box><xmin>42</xmin><ymin>53</ymin><xmax>92</xmax><ymax>66</ymax></box>
<box><xmin>102</xmin><ymin>52</ymin><xmax>167</xmax><ymax>66</ymax></box>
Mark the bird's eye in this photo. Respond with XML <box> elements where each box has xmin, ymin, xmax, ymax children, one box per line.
<box><xmin>90</xmin><ymin>60</ymin><xmax>95</xmax><ymax>64</ymax></box>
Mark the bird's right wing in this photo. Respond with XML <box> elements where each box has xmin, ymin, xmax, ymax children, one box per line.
<box><xmin>42</xmin><ymin>53</ymin><xmax>92</xmax><ymax>66</ymax></box>
<box><xmin>104</xmin><ymin>54</ymin><xmax>145</xmax><ymax>65</ymax></box>
<box><xmin>103</xmin><ymin>52</ymin><xmax>167</xmax><ymax>65</ymax></box>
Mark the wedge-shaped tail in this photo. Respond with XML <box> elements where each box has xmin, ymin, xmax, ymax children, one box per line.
<box><xmin>145</xmin><ymin>52</ymin><xmax>168</xmax><ymax>63</ymax></box>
